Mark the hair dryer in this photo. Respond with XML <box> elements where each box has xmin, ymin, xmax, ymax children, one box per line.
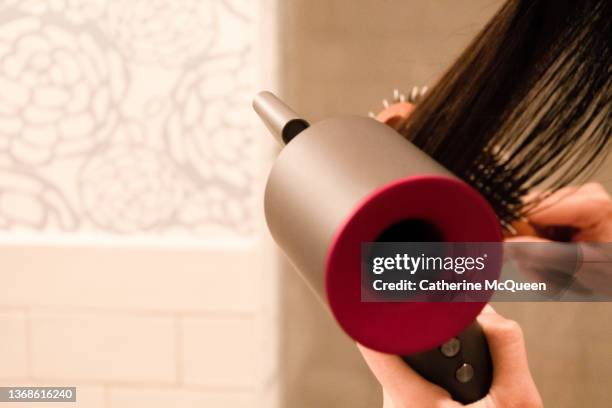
<box><xmin>254</xmin><ymin>91</ymin><xmax>503</xmax><ymax>403</ymax></box>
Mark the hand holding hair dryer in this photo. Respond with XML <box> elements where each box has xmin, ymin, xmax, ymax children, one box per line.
<box><xmin>254</xmin><ymin>91</ymin><xmax>503</xmax><ymax>403</ymax></box>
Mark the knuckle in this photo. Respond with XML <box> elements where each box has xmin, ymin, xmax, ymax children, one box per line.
<box><xmin>583</xmin><ymin>182</ymin><xmax>605</xmax><ymax>192</ymax></box>
<box><xmin>478</xmin><ymin>312</ymin><xmax>504</xmax><ymax>329</ymax></box>
<box><xmin>493</xmin><ymin>318</ymin><xmax>523</xmax><ymax>338</ymax></box>
<box><xmin>584</xmin><ymin>183</ymin><xmax>612</xmax><ymax>202</ymax></box>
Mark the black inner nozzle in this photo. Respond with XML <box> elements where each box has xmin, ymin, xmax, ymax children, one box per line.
<box><xmin>376</xmin><ymin>219</ymin><xmax>443</xmax><ymax>242</ymax></box>
<box><xmin>282</xmin><ymin>118</ymin><xmax>310</xmax><ymax>144</ymax></box>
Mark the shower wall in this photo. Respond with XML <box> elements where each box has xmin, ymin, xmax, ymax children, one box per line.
<box><xmin>0</xmin><ymin>1</ymin><xmax>280</xmax><ymax>407</ymax></box>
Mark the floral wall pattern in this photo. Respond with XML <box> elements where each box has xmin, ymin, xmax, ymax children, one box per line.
<box><xmin>0</xmin><ymin>0</ymin><xmax>257</xmax><ymax>237</ymax></box>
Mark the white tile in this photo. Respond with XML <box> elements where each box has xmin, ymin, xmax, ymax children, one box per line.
<box><xmin>0</xmin><ymin>246</ymin><xmax>259</xmax><ymax>313</ymax></box>
<box><xmin>180</xmin><ymin>317</ymin><xmax>259</xmax><ymax>387</ymax></box>
<box><xmin>110</xmin><ymin>387</ymin><xmax>255</xmax><ymax>408</ymax></box>
<box><xmin>0</xmin><ymin>310</ymin><xmax>28</xmax><ymax>378</ymax></box>
<box><xmin>30</xmin><ymin>311</ymin><xmax>176</xmax><ymax>383</ymax></box>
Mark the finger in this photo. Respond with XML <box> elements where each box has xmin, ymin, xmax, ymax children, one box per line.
<box><xmin>480</xmin><ymin>304</ymin><xmax>496</xmax><ymax>314</ymax></box>
<box><xmin>476</xmin><ymin>312</ymin><xmax>533</xmax><ymax>388</ymax></box>
<box><xmin>572</xmin><ymin>244</ymin><xmax>612</xmax><ymax>296</ymax></box>
<box><xmin>356</xmin><ymin>343</ymin><xmax>451</xmax><ymax>402</ymax></box>
<box><xmin>504</xmin><ymin>238</ymin><xmax>581</xmax><ymax>289</ymax></box>
<box><xmin>504</xmin><ymin>236</ymin><xmax>551</xmax><ymax>243</ymax></box>
<box><xmin>527</xmin><ymin>183</ymin><xmax>611</xmax><ymax>228</ymax></box>
<box><xmin>506</xmin><ymin>220</ymin><xmax>538</xmax><ymax>238</ymax></box>
<box><xmin>382</xmin><ymin>391</ymin><xmax>395</xmax><ymax>408</ymax></box>
<box><xmin>477</xmin><ymin>312</ymin><xmax>543</xmax><ymax>407</ymax></box>
<box><xmin>376</xmin><ymin>102</ymin><xmax>415</xmax><ymax>130</ymax></box>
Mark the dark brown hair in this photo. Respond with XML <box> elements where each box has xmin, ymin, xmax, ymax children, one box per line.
<box><xmin>399</xmin><ymin>0</ymin><xmax>611</xmax><ymax>227</ymax></box>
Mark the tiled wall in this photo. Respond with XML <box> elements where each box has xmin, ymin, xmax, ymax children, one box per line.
<box><xmin>0</xmin><ymin>0</ymin><xmax>280</xmax><ymax>406</ymax></box>
<box><xmin>0</xmin><ymin>244</ymin><xmax>279</xmax><ymax>408</ymax></box>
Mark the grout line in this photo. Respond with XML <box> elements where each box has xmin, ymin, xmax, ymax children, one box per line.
<box><xmin>1</xmin><ymin>304</ymin><xmax>256</xmax><ymax>319</ymax></box>
<box><xmin>174</xmin><ymin>313</ymin><xmax>183</xmax><ymax>386</ymax></box>
<box><xmin>24</xmin><ymin>307</ymin><xmax>33</xmax><ymax>379</ymax></box>
<box><xmin>21</xmin><ymin>376</ymin><xmax>256</xmax><ymax>392</ymax></box>
<box><xmin>104</xmin><ymin>385</ymin><xmax>110</xmax><ymax>408</ymax></box>
<box><xmin>0</xmin><ymin>305</ymin><xmax>27</xmax><ymax>312</ymax></box>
